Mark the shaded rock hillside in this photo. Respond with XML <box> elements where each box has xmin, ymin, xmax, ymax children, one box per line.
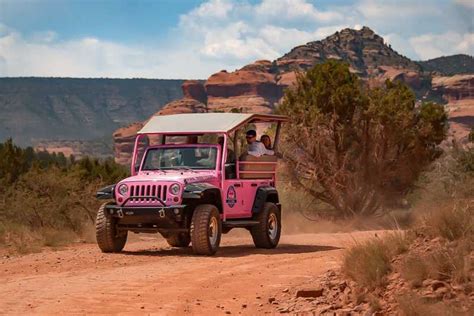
<box><xmin>0</xmin><ymin>77</ymin><xmax>184</xmax><ymax>146</ymax></box>
<box><xmin>419</xmin><ymin>54</ymin><xmax>474</xmax><ymax>75</ymax></box>
<box><xmin>114</xmin><ymin>27</ymin><xmax>473</xmax><ymax>165</ymax></box>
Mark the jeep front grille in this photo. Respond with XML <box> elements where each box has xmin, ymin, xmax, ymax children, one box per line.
<box><xmin>129</xmin><ymin>184</ymin><xmax>168</xmax><ymax>202</ymax></box>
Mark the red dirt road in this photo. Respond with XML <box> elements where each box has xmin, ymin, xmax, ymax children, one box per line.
<box><xmin>0</xmin><ymin>231</ymin><xmax>380</xmax><ymax>315</ymax></box>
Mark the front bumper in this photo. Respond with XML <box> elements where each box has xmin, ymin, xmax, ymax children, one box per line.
<box><xmin>105</xmin><ymin>204</ymin><xmax>187</xmax><ymax>232</ymax></box>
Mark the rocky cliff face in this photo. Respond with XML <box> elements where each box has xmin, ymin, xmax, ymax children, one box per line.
<box><xmin>113</xmin><ymin>122</ymin><xmax>145</xmax><ymax>165</ymax></box>
<box><xmin>432</xmin><ymin>75</ymin><xmax>474</xmax><ymax>103</ymax></box>
<box><xmin>432</xmin><ymin>74</ymin><xmax>474</xmax><ymax>141</ymax></box>
<box><xmin>206</xmin><ymin>60</ymin><xmax>283</xmax><ymax>114</ymax></box>
<box><xmin>113</xmin><ymin>27</ymin><xmax>473</xmax><ymax>164</ymax></box>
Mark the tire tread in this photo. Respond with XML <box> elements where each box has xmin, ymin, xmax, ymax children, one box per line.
<box><xmin>251</xmin><ymin>202</ymin><xmax>280</xmax><ymax>249</ymax></box>
<box><xmin>95</xmin><ymin>202</ymin><xmax>127</xmax><ymax>253</ymax></box>
<box><xmin>191</xmin><ymin>204</ymin><xmax>221</xmax><ymax>255</ymax></box>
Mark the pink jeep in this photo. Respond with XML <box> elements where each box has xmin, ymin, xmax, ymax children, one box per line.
<box><xmin>95</xmin><ymin>113</ymin><xmax>288</xmax><ymax>255</ymax></box>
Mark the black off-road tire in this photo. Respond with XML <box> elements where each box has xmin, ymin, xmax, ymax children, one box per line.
<box><xmin>251</xmin><ymin>202</ymin><xmax>281</xmax><ymax>249</ymax></box>
<box><xmin>95</xmin><ymin>202</ymin><xmax>127</xmax><ymax>253</ymax></box>
<box><xmin>190</xmin><ymin>204</ymin><xmax>221</xmax><ymax>255</ymax></box>
<box><xmin>166</xmin><ymin>233</ymin><xmax>191</xmax><ymax>247</ymax></box>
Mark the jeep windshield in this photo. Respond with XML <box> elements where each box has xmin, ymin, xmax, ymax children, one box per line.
<box><xmin>142</xmin><ymin>146</ymin><xmax>218</xmax><ymax>171</ymax></box>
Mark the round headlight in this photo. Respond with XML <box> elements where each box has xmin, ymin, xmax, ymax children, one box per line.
<box><xmin>118</xmin><ymin>184</ymin><xmax>128</xmax><ymax>195</ymax></box>
<box><xmin>170</xmin><ymin>183</ymin><xmax>180</xmax><ymax>195</ymax></box>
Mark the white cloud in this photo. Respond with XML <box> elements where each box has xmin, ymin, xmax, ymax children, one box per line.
<box><xmin>454</xmin><ymin>0</ymin><xmax>474</xmax><ymax>9</ymax></box>
<box><xmin>357</xmin><ymin>0</ymin><xmax>441</xmax><ymax>19</ymax></box>
<box><xmin>255</xmin><ymin>0</ymin><xmax>342</xmax><ymax>23</ymax></box>
<box><xmin>0</xmin><ymin>29</ymin><xmax>141</xmax><ymax>77</ymax></box>
<box><xmin>177</xmin><ymin>0</ymin><xmax>344</xmax><ymax>64</ymax></box>
<box><xmin>0</xmin><ymin>26</ymin><xmax>229</xmax><ymax>78</ymax></box>
<box><xmin>0</xmin><ymin>1</ymin><xmax>472</xmax><ymax>78</ymax></box>
<box><xmin>409</xmin><ymin>32</ymin><xmax>474</xmax><ymax>60</ymax></box>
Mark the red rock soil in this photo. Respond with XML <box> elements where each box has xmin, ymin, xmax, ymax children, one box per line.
<box><xmin>0</xmin><ymin>230</ymin><xmax>382</xmax><ymax>315</ymax></box>
<box><xmin>274</xmin><ymin>236</ymin><xmax>474</xmax><ymax>315</ymax></box>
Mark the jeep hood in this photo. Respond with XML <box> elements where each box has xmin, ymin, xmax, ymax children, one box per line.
<box><xmin>119</xmin><ymin>171</ymin><xmax>218</xmax><ymax>185</ymax></box>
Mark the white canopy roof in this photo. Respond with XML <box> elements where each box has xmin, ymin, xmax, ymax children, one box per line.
<box><xmin>138</xmin><ymin>113</ymin><xmax>288</xmax><ymax>134</ymax></box>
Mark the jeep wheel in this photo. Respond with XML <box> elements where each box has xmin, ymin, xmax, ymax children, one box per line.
<box><xmin>95</xmin><ymin>202</ymin><xmax>127</xmax><ymax>253</ymax></box>
<box><xmin>251</xmin><ymin>202</ymin><xmax>281</xmax><ymax>248</ymax></box>
<box><xmin>190</xmin><ymin>204</ymin><xmax>221</xmax><ymax>255</ymax></box>
<box><xmin>166</xmin><ymin>233</ymin><xmax>191</xmax><ymax>247</ymax></box>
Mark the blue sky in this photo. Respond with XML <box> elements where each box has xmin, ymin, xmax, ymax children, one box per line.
<box><xmin>0</xmin><ymin>0</ymin><xmax>472</xmax><ymax>78</ymax></box>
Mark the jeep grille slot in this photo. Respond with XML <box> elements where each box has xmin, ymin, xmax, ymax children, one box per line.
<box><xmin>129</xmin><ymin>184</ymin><xmax>168</xmax><ymax>203</ymax></box>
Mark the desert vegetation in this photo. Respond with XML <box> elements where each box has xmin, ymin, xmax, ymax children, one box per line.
<box><xmin>344</xmin><ymin>147</ymin><xmax>473</xmax><ymax>314</ymax></box>
<box><xmin>0</xmin><ymin>139</ymin><xmax>127</xmax><ymax>253</ymax></box>
<box><xmin>275</xmin><ymin>60</ymin><xmax>472</xmax><ymax>314</ymax></box>
<box><xmin>279</xmin><ymin>60</ymin><xmax>447</xmax><ymax>218</ymax></box>
<box><xmin>283</xmin><ymin>146</ymin><xmax>473</xmax><ymax>314</ymax></box>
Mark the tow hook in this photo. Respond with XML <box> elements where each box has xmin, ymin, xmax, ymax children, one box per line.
<box><xmin>159</xmin><ymin>209</ymin><xmax>166</xmax><ymax>218</ymax></box>
<box><xmin>117</xmin><ymin>209</ymin><xmax>124</xmax><ymax>218</ymax></box>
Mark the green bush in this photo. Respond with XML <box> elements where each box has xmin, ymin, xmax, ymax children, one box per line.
<box><xmin>279</xmin><ymin>61</ymin><xmax>447</xmax><ymax>217</ymax></box>
<box><xmin>0</xmin><ymin>139</ymin><xmax>128</xmax><ymax>253</ymax></box>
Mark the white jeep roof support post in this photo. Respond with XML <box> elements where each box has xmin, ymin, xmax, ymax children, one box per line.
<box><xmin>131</xmin><ymin>134</ymin><xmax>144</xmax><ymax>176</ymax></box>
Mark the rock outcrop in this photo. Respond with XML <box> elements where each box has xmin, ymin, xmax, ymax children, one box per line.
<box><xmin>113</xmin><ymin>122</ymin><xmax>144</xmax><ymax>165</ymax></box>
<box><xmin>182</xmin><ymin>80</ymin><xmax>207</xmax><ymax>104</ymax></box>
<box><xmin>205</xmin><ymin>60</ymin><xmax>283</xmax><ymax>113</ymax></box>
<box><xmin>432</xmin><ymin>75</ymin><xmax>474</xmax><ymax>142</ymax></box>
<box><xmin>276</xmin><ymin>26</ymin><xmax>420</xmax><ymax>76</ymax></box>
<box><xmin>432</xmin><ymin>74</ymin><xmax>474</xmax><ymax>103</ymax></box>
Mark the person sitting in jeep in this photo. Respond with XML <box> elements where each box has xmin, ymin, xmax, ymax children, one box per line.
<box><xmin>246</xmin><ymin>130</ymin><xmax>274</xmax><ymax>157</ymax></box>
<box><xmin>260</xmin><ymin>134</ymin><xmax>272</xmax><ymax>150</ymax></box>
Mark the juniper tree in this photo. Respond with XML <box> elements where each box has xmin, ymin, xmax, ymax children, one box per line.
<box><xmin>279</xmin><ymin>60</ymin><xmax>447</xmax><ymax>217</ymax></box>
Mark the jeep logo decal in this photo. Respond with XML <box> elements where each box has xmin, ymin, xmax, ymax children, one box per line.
<box><xmin>226</xmin><ymin>186</ymin><xmax>237</xmax><ymax>208</ymax></box>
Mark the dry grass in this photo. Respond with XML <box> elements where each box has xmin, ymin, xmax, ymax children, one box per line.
<box><xmin>430</xmin><ymin>241</ymin><xmax>472</xmax><ymax>283</ymax></box>
<box><xmin>0</xmin><ymin>220</ymin><xmax>93</xmax><ymax>253</ymax></box>
<box><xmin>343</xmin><ymin>231</ymin><xmax>409</xmax><ymax>289</ymax></box>
<box><xmin>397</xmin><ymin>293</ymin><xmax>458</xmax><ymax>316</ymax></box>
<box><xmin>426</xmin><ymin>201</ymin><xmax>473</xmax><ymax>241</ymax></box>
<box><xmin>42</xmin><ymin>229</ymin><xmax>77</xmax><ymax>248</ymax></box>
<box><xmin>401</xmin><ymin>254</ymin><xmax>429</xmax><ymax>287</ymax></box>
<box><xmin>1</xmin><ymin>223</ymin><xmax>43</xmax><ymax>254</ymax></box>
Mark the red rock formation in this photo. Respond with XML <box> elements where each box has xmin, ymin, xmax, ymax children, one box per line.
<box><xmin>182</xmin><ymin>80</ymin><xmax>207</xmax><ymax>104</ymax></box>
<box><xmin>276</xmin><ymin>71</ymin><xmax>298</xmax><ymax>89</ymax></box>
<box><xmin>205</xmin><ymin>60</ymin><xmax>283</xmax><ymax>113</ymax></box>
<box><xmin>157</xmin><ymin>98</ymin><xmax>207</xmax><ymax>115</ymax></box>
<box><xmin>432</xmin><ymin>75</ymin><xmax>474</xmax><ymax>103</ymax></box>
<box><xmin>113</xmin><ymin>122</ymin><xmax>144</xmax><ymax>165</ymax></box>
<box><xmin>371</xmin><ymin>66</ymin><xmax>423</xmax><ymax>90</ymax></box>
<box><xmin>432</xmin><ymin>75</ymin><xmax>474</xmax><ymax>143</ymax></box>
